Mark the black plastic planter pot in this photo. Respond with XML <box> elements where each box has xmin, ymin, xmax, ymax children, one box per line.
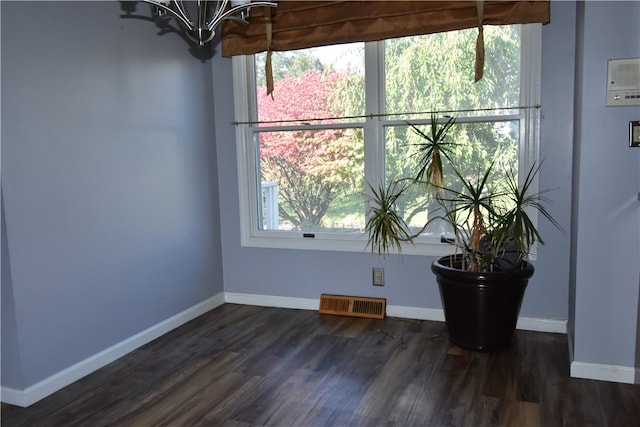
<box><xmin>431</xmin><ymin>255</ymin><xmax>534</xmax><ymax>352</ymax></box>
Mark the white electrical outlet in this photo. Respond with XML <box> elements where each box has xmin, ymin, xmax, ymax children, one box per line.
<box><xmin>372</xmin><ymin>268</ymin><xmax>384</xmax><ymax>286</ymax></box>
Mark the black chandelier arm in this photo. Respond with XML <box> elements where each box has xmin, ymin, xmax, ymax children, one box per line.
<box><xmin>136</xmin><ymin>0</ymin><xmax>276</xmax><ymax>32</ymax></box>
<box><xmin>172</xmin><ymin>1</ymin><xmax>192</xmax><ymax>24</ymax></box>
<box><xmin>138</xmin><ymin>0</ymin><xmax>193</xmax><ymax>28</ymax></box>
<box><xmin>208</xmin><ymin>1</ymin><xmax>277</xmax><ymax>30</ymax></box>
<box><xmin>122</xmin><ymin>0</ymin><xmax>277</xmax><ymax>50</ymax></box>
<box><xmin>198</xmin><ymin>0</ymin><xmax>211</xmax><ymax>30</ymax></box>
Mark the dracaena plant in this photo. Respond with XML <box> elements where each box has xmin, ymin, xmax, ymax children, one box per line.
<box><xmin>366</xmin><ymin>114</ymin><xmax>562</xmax><ymax>272</ymax></box>
<box><xmin>409</xmin><ymin>114</ymin><xmax>457</xmax><ymax>190</ymax></box>
<box><xmin>484</xmin><ymin>162</ymin><xmax>563</xmax><ymax>267</ymax></box>
<box><xmin>437</xmin><ymin>162</ymin><xmax>501</xmax><ymax>271</ymax></box>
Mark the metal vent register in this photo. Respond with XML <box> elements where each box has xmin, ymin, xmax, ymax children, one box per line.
<box><xmin>319</xmin><ymin>294</ymin><xmax>386</xmax><ymax>319</ymax></box>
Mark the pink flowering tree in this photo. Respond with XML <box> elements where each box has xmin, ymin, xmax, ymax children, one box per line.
<box><xmin>257</xmin><ymin>70</ymin><xmax>363</xmax><ymax>229</ymax></box>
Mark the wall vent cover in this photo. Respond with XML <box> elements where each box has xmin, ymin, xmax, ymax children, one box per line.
<box><xmin>319</xmin><ymin>294</ymin><xmax>386</xmax><ymax>319</ymax></box>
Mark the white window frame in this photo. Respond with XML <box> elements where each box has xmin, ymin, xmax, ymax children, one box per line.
<box><xmin>232</xmin><ymin>24</ymin><xmax>542</xmax><ymax>256</ymax></box>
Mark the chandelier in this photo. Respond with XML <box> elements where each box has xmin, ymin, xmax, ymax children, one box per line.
<box><xmin>122</xmin><ymin>0</ymin><xmax>276</xmax><ymax>49</ymax></box>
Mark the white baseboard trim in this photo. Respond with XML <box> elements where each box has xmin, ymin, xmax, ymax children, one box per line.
<box><xmin>224</xmin><ymin>292</ymin><xmax>319</xmax><ymax>310</ymax></box>
<box><xmin>570</xmin><ymin>361</ymin><xmax>638</xmax><ymax>384</ymax></box>
<box><xmin>223</xmin><ymin>292</ymin><xmax>566</xmax><ymax>334</ymax></box>
<box><xmin>386</xmin><ymin>305</ymin><xmax>446</xmax><ymax>322</ymax></box>
<box><xmin>1</xmin><ymin>293</ymin><xmax>225</xmax><ymax>408</ymax></box>
<box><xmin>0</xmin><ymin>387</ymin><xmax>23</xmax><ymax>408</ymax></box>
<box><xmin>516</xmin><ymin>316</ymin><xmax>567</xmax><ymax>334</ymax></box>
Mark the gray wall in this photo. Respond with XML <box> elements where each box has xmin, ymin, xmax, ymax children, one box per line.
<box><xmin>572</xmin><ymin>1</ymin><xmax>640</xmax><ymax>368</ymax></box>
<box><xmin>214</xmin><ymin>2</ymin><xmax>576</xmax><ymax>320</ymax></box>
<box><xmin>1</xmin><ymin>1</ymin><xmax>223</xmax><ymax>389</ymax></box>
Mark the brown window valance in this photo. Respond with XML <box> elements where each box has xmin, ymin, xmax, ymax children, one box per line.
<box><xmin>221</xmin><ymin>0</ymin><xmax>550</xmax><ymax>56</ymax></box>
<box><xmin>222</xmin><ymin>0</ymin><xmax>549</xmax><ymax>93</ymax></box>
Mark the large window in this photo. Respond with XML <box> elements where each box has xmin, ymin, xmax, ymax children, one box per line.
<box><xmin>233</xmin><ymin>24</ymin><xmax>541</xmax><ymax>255</ymax></box>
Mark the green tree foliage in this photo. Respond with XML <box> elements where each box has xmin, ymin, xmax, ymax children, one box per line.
<box><xmin>385</xmin><ymin>27</ymin><xmax>519</xmax><ymax>113</ymax></box>
<box><xmin>255</xmin><ymin>51</ymin><xmax>324</xmax><ymax>88</ymax></box>
<box><xmin>384</xmin><ymin>26</ymin><xmax>521</xmax><ymax>231</ymax></box>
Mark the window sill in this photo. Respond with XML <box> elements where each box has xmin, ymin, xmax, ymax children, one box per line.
<box><xmin>241</xmin><ymin>232</ymin><xmax>457</xmax><ymax>257</ymax></box>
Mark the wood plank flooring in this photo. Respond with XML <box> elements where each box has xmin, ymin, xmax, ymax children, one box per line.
<box><xmin>2</xmin><ymin>304</ymin><xmax>639</xmax><ymax>426</ymax></box>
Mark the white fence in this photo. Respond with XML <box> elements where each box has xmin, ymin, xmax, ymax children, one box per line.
<box><xmin>261</xmin><ymin>181</ymin><xmax>279</xmax><ymax>230</ymax></box>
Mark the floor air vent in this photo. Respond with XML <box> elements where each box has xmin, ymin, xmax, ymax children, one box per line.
<box><xmin>319</xmin><ymin>294</ymin><xmax>386</xmax><ymax>319</ymax></box>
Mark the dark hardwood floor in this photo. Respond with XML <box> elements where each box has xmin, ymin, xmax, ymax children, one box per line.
<box><xmin>2</xmin><ymin>304</ymin><xmax>639</xmax><ymax>426</ymax></box>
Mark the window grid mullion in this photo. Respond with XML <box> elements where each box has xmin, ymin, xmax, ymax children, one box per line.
<box><xmin>363</xmin><ymin>41</ymin><xmax>384</xmax><ymax>202</ymax></box>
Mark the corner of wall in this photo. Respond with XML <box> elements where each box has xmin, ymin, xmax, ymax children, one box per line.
<box><xmin>1</xmin><ymin>188</ymin><xmax>24</xmax><ymax>391</ymax></box>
